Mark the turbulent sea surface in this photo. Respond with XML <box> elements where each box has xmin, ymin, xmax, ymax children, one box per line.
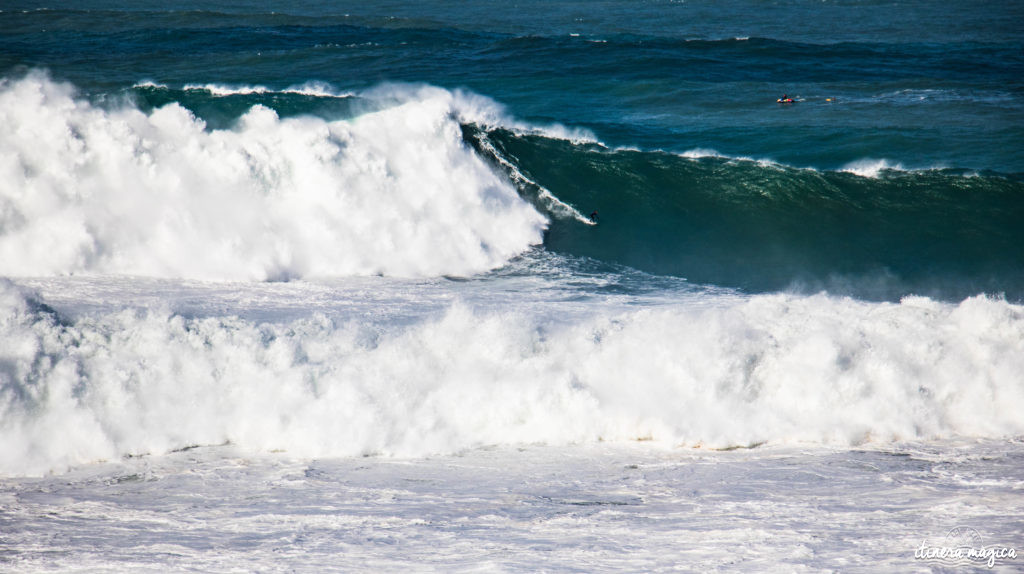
<box><xmin>1</xmin><ymin>1</ymin><xmax>1023</xmax><ymax>571</ymax></box>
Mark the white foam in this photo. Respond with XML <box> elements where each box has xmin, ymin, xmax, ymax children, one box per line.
<box><xmin>0</xmin><ymin>72</ymin><xmax>546</xmax><ymax>280</ymax></box>
<box><xmin>283</xmin><ymin>81</ymin><xmax>354</xmax><ymax>98</ymax></box>
<box><xmin>675</xmin><ymin>148</ymin><xmax>789</xmax><ymax>172</ymax></box>
<box><xmin>139</xmin><ymin>80</ymin><xmax>591</xmax><ymax>141</ymax></box>
<box><xmin>3</xmin><ymin>439</ymin><xmax>1023</xmax><ymax>571</ymax></box>
<box><xmin>675</xmin><ymin>148</ymin><xmax>946</xmax><ymax>179</ymax></box>
<box><xmin>177</xmin><ymin>81</ymin><xmax>354</xmax><ymax>98</ymax></box>
<box><xmin>360</xmin><ymin>83</ymin><xmax>600</xmax><ymax>144</ymax></box>
<box><xmin>678</xmin><ymin>147</ymin><xmax>726</xmax><ymax>159</ymax></box>
<box><xmin>840</xmin><ymin>158</ymin><xmax>907</xmax><ymax>178</ymax></box>
<box><xmin>2</xmin><ymin>279</ymin><xmax>1022</xmax><ymax>477</ymax></box>
<box><xmin>133</xmin><ymin>80</ymin><xmax>168</xmax><ymax>89</ymax></box>
<box><xmin>183</xmin><ymin>82</ymin><xmax>273</xmax><ymax>95</ymax></box>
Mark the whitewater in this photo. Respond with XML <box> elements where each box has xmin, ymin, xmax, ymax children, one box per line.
<box><xmin>0</xmin><ymin>73</ymin><xmax>548</xmax><ymax>279</ymax></box>
<box><xmin>2</xmin><ymin>0</ymin><xmax>1024</xmax><ymax>570</ymax></box>
<box><xmin>2</xmin><ymin>77</ymin><xmax>1022</xmax><ymax>571</ymax></box>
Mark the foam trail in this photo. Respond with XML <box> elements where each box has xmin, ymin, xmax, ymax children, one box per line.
<box><xmin>0</xmin><ymin>72</ymin><xmax>546</xmax><ymax>280</ymax></box>
<box><xmin>473</xmin><ymin>132</ymin><xmax>595</xmax><ymax>224</ymax></box>
<box><xmin>284</xmin><ymin>81</ymin><xmax>355</xmax><ymax>98</ymax></box>
<box><xmin>673</xmin><ymin>147</ymin><xmax>787</xmax><ymax>170</ymax></box>
<box><xmin>177</xmin><ymin>81</ymin><xmax>354</xmax><ymax>98</ymax></box>
<box><xmin>2</xmin><ymin>280</ymin><xmax>1022</xmax><ymax>477</ymax></box>
<box><xmin>183</xmin><ymin>83</ymin><xmax>272</xmax><ymax>95</ymax></box>
<box><xmin>841</xmin><ymin>158</ymin><xmax>952</xmax><ymax>177</ymax></box>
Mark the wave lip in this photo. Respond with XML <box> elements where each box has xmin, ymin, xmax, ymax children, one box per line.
<box><xmin>371</xmin><ymin>83</ymin><xmax>600</xmax><ymax>145</ymax></box>
<box><xmin>839</xmin><ymin>158</ymin><xmax>909</xmax><ymax>178</ymax></box>
<box><xmin>0</xmin><ymin>72</ymin><xmax>546</xmax><ymax>280</ymax></box>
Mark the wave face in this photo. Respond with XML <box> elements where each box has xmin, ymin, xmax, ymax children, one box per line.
<box><xmin>0</xmin><ymin>73</ymin><xmax>545</xmax><ymax>279</ymax></box>
<box><xmin>470</xmin><ymin>128</ymin><xmax>1024</xmax><ymax>300</ymax></box>
<box><xmin>3</xmin><ymin>280</ymin><xmax>1023</xmax><ymax>477</ymax></box>
<box><xmin>3</xmin><ymin>71</ymin><xmax>1022</xmax><ymax>300</ymax></box>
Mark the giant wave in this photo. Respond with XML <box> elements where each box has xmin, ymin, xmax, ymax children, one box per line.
<box><xmin>4</xmin><ymin>72</ymin><xmax>1023</xmax><ymax>301</ymax></box>
<box><xmin>0</xmin><ymin>72</ymin><xmax>547</xmax><ymax>280</ymax></box>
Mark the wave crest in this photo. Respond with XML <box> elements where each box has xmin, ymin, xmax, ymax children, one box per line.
<box><xmin>0</xmin><ymin>72</ymin><xmax>546</xmax><ymax>280</ymax></box>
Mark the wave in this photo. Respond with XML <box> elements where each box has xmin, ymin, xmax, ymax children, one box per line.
<box><xmin>838</xmin><ymin>158</ymin><xmax>910</xmax><ymax>178</ymax></box>
<box><xmin>5</xmin><ymin>72</ymin><xmax>1024</xmax><ymax>299</ymax></box>
<box><xmin>179</xmin><ymin>81</ymin><xmax>354</xmax><ymax>98</ymax></box>
<box><xmin>0</xmin><ymin>72</ymin><xmax>546</xmax><ymax>280</ymax></box>
<box><xmin>2</xmin><ymin>280</ymin><xmax>1023</xmax><ymax>477</ymax></box>
<box><xmin>470</xmin><ymin>129</ymin><xmax>1024</xmax><ymax>300</ymax></box>
<box><xmin>129</xmin><ymin>80</ymin><xmax>597</xmax><ymax>141</ymax></box>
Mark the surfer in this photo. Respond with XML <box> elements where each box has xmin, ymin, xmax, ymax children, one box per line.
<box><xmin>778</xmin><ymin>94</ymin><xmax>794</xmax><ymax>103</ymax></box>
<box><xmin>589</xmin><ymin>210</ymin><xmax>599</xmax><ymax>223</ymax></box>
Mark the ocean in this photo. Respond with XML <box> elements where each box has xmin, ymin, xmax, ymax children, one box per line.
<box><xmin>1</xmin><ymin>0</ymin><xmax>1023</xmax><ymax>571</ymax></box>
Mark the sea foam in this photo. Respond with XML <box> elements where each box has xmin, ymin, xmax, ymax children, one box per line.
<box><xmin>2</xmin><ymin>280</ymin><xmax>1022</xmax><ymax>477</ymax></box>
<box><xmin>0</xmin><ymin>72</ymin><xmax>546</xmax><ymax>280</ymax></box>
<box><xmin>840</xmin><ymin>158</ymin><xmax>908</xmax><ymax>178</ymax></box>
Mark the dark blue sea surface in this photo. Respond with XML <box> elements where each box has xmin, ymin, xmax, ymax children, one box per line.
<box><xmin>2</xmin><ymin>0</ymin><xmax>1023</xmax><ymax>299</ymax></box>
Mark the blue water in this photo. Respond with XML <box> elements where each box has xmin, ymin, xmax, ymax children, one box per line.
<box><xmin>1</xmin><ymin>0</ymin><xmax>1023</xmax><ymax>298</ymax></box>
<box><xmin>4</xmin><ymin>6</ymin><xmax>1024</xmax><ymax>570</ymax></box>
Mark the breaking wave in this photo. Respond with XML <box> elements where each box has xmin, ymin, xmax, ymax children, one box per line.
<box><xmin>0</xmin><ymin>72</ymin><xmax>546</xmax><ymax>280</ymax></box>
<box><xmin>2</xmin><ymin>280</ymin><xmax>1023</xmax><ymax>476</ymax></box>
<box><xmin>469</xmin><ymin>129</ymin><xmax>1024</xmax><ymax>300</ymax></box>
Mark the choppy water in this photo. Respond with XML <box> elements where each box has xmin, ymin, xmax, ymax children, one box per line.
<box><xmin>2</xmin><ymin>1</ymin><xmax>1023</xmax><ymax>571</ymax></box>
